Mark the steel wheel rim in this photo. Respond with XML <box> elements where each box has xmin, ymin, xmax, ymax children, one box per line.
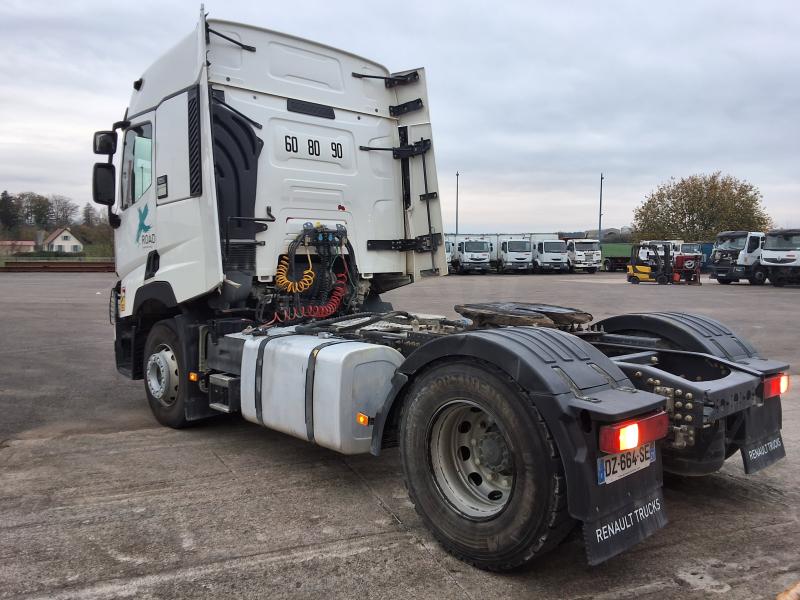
<box><xmin>146</xmin><ymin>343</ymin><xmax>179</xmax><ymax>407</ymax></box>
<box><xmin>428</xmin><ymin>400</ymin><xmax>515</xmax><ymax>519</ymax></box>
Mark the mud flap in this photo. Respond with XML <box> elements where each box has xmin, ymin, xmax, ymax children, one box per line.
<box><xmin>583</xmin><ymin>488</ymin><xmax>668</xmax><ymax>566</ymax></box>
<box><xmin>738</xmin><ymin>397</ymin><xmax>785</xmax><ymax>474</ymax></box>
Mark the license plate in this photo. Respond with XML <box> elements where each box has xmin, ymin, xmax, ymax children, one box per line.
<box><xmin>597</xmin><ymin>443</ymin><xmax>656</xmax><ymax>485</ymax></box>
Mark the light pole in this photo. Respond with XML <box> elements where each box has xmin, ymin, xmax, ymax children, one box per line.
<box><xmin>455</xmin><ymin>171</ymin><xmax>459</xmax><ymax>237</ymax></box>
<box><xmin>598</xmin><ymin>173</ymin><xmax>604</xmax><ymax>241</ymax></box>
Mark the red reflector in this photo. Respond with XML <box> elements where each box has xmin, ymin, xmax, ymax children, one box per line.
<box><xmin>599</xmin><ymin>411</ymin><xmax>669</xmax><ymax>454</ymax></box>
<box><xmin>763</xmin><ymin>373</ymin><xmax>790</xmax><ymax>398</ymax></box>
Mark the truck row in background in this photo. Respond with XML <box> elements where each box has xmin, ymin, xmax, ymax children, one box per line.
<box><xmin>444</xmin><ymin>230</ymin><xmax>800</xmax><ymax>285</ymax></box>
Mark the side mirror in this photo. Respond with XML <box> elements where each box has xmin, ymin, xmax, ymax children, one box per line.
<box><xmin>93</xmin><ymin>163</ymin><xmax>116</xmax><ymax>206</ymax></box>
<box><xmin>93</xmin><ymin>130</ymin><xmax>117</xmax><ymax>155</ymax></box>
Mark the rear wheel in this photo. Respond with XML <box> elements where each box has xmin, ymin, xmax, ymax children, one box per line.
<box><xmin>143</xmin><ymin>320</ymin><xmax>189</xmax><ymax>428</ymax></box>
<box><xmin>628</xmin><ymin>275</ymin><xmax>640</xmax><ymax>284</ymax></box>
<box><xmin>771</xmin><ymin>279</ymin><xmax>786</xmax><ymax>287</ymax></box>
<box><xmin>717</xmin><ymin>279</ymin><xmax>732</xmax><ymax>285</ymax></box>
<box><xmin>399</xmin><ymin>360</ymin><xmax>573</xmax><ymax>571</ymax></box>
<box><xmin>656</xmin><ymin>274</ymin><xmax>669</xmax><ymax>285</ymax></box>
<box><xmin>604</xmin><ymin>259</ymin><xmax>614</xmax><ymax>272</ymax></box>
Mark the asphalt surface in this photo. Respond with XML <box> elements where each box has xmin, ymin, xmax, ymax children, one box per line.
<box><xmin>1</xmin><ymin>272</ymin><xmax>798</xmax><ymax>599</ymax></box>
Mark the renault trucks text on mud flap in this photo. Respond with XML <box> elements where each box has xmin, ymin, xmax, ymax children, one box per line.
<box><xmin>92</xmin><ymin>11</ymin><xmax>790</xmax><ymax>571</ymax></box>
<box><xmin>710</xmin><ymin>231</ymin><xmax>767</xmax><ymax>285</ymax></box>
<box><xmin>761</xmin><ymin>229</ymin><xmax>800</xmax><ymax>287</ymax></box>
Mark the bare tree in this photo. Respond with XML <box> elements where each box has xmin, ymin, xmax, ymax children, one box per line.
<box><xmin>49</xmin><ymin>195</ymin><xmax>79</xmax><ymax>227</ymax></box>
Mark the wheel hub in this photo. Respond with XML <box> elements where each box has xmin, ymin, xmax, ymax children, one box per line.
<box><xmin>477</xmin><ymin>431</ymin><xmax>511</xmax><ymax>473</ymax></box>
<box><xmin>429</xmin><ymin>401</ymin><xmax>515</xmax><ymax>519</ymax></box>
<box><xmin>146</xmin><ymin>344</ymin><xmax>179</xmax><ymax>407</ymax></box>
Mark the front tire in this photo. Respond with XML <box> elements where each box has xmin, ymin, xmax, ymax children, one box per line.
<box><xmin>587</xmin><ymin>267</ymin><xmax>597</xmax><ymax>274</ymax></box>
<box><xmin>717</xmin><ymin>278</ymin><xmax>732</xmax><ymax>285</ymax></box>
<box><xmin>143</xmin><ymin>320</ymin><xmax>189</xmax><ymax>428</ymax></box>
<box><xmin>749</xmin><ymin>268</ymin><xmax>767</xmax><ymax>285</ymax></box>
<box><xmin>399</xmin><ymin>360</ymin><xmax>573</xmax><ymax>571</ymax></box>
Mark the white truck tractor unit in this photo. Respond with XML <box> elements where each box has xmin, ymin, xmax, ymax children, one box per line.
<box><xmin>497</xmin><ymin>235</ymin><xmax>533</xmax><ymax>273</ymax></box>
<box><xmin>452</xmin><ymin>235</ymin><xmax>492</xmax><ymax>273</ymax></box>
<box><xmin>761</xmin><ymin>229</ymin><xmax>800</xmax><ymax>287</ymax></box>
<box><xmin>533</xmin><ymin>238</ymin><xmax>569</xmax><ymax>272</ymax></box>
<box><xmin>566</xmin><ymin>239</ymin><xmax>601</xmax><ymax>273</ymax></box>
<box><xmin>709</xmin><ymin>231</ymin><xmax>766</xmax><ymax>285</ymax></box>
<box><xmin>92</xmin><ymin>11</ymin><xmax>790</xmax><ymax>571</ymax></box>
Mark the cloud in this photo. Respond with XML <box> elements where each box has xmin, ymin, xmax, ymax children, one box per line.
<box><xmin>0</xmin><ymin>0</ymin><xmax>797</xmax><ymax>232</ymax></box>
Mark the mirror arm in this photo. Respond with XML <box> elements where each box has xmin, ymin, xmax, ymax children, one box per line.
<box><xmin>108</xmin><ymin>206</ymin><xmax>121</xmax><ymax>229</ymax></box>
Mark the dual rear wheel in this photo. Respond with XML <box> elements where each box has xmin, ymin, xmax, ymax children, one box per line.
<box><xmin>399</xmin><ymin>360</ymin><xmax>573</xmax><ymax>571</ymax></box>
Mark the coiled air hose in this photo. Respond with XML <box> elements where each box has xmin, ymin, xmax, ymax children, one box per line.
<box><xmin>275</xmin><ymin>247</ymin><xmax>315</xmax><ymax>293</ymax></box>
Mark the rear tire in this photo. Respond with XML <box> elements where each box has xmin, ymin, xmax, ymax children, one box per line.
<box><xmin>143</xmin><ymin>320</ymin><xmax>189</xmax><ymax>428</ymax></box>
<box><xmin>399</xmin><ymin>360</ymin><xmax>574</xmax><ymax>571</ymax></box>
<box><xmin>656</xmin><ymin>274</ymin><xmax>669</xmax><ymax>285</ymax></box>
<box><xmin>628</xmin><ymin>275</ymin><xmax>640</xmax><ymax>284</ymax></box>
<box><xmin>604</xmin><ymin>259</ymin><xmax>614</xmax><ymax>272</ymax></box>
<box><xmin>717</xmin><ymin>279</ymin><xmax>732</xmax><ymax>285</ymax></box>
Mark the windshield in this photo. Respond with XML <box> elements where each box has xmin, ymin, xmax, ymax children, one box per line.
<box><xmin>765</xmin><ymin>233</ymin><xmax>800</xmax><ymax>251</ymax></box>
<box><xmin>575</xmin><ymin>242</ymin><xmax>600</xmax><ymax>251</ymax></box>
<box><xmin>716</xmin><ymin>236</ymin><xmax>746</xmax><ymax>251</ymax></box>
<box><xmin>507</xmin><ymin>240</ymin><xmax>531</xmax><ymax>252</ymax></box>
<box><xmin>464</xmin><ymin>241</ymin><xmax>489</xmax><ymax>252</ymax></box>
<box><xmin>543</xmin><ymin>241</ymin><xmax>566</xmax><ymax>253</ymax></box>
<box><xmin>681</xmin><ymin>243</ymin><xmax>701</xmax><ymax>254</ymax></box>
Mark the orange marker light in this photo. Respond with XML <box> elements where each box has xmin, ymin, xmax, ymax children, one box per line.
<box><xmin>356</xmin><ymin>412</ymin><xmax>371</xmax><ymax>427</ymax></box>
<box><xmin>188</xmin><ymin>372</ymin><xmax>200</xmax><ymax>382</ymax></box>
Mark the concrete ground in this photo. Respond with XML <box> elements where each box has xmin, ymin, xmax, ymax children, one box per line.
<box><xmin>1</xmin><ymin>272</ymin><xmax>798</xmax><ymax>599</ymax></box>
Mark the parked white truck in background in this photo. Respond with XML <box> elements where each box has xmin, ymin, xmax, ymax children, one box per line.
<box><xmin>566</xmin><ymin>239</ymin><xmax>601</xmax><ymax>273</ymax></box>
<box><xmin>452</xmin><ymin>235</ymin><xmax>492</xmax><ymax>273</ymax></box>
<box><xmin>90</xmin><ymin>11</ymin><xmax>790</xmax><ymax>572</ymax></box>
<box><xmin>497</xmin><ymin>235</ymin><xmax>533</xmax><ymax>272</ymax></box>
<box><xmin>761</xmin><ymin>229</ymin><xmax>800</xmax><ymax>287</ymax></box>
<box><xmin>709</xmin><ymin>231</ymin><xmax>766</xmax><ymax>285</ymax></box>
<box><xmin>533</xmin><ymin>237</ymin><xmax>569</xmax><ymax>272</ymax></box>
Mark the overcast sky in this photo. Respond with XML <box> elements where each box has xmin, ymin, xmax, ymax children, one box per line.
<box><xmin>1</xmin><ymin>0</ymin><xmax>798</xmax><ymax>232</ymax></box>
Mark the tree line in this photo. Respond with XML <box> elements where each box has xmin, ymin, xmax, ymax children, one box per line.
<box><xmin>0</xmin><ymin>191</ymin><xmax>113</xmax><ymax>256</ymax></box>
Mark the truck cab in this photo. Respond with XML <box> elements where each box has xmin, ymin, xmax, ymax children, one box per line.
<box><xmin>710</xmin><ymin>231</ymin><xmax>766</xmax><ymax>285</ymax></box>
<box><xmin>452</xmin><ymin>236</ymin><xmax>492</xmax><ymax>273</ymax></box>
<box><xmin>566</xmin><ymin>239</ymin><xmax>601</xmax><ymax>273</ymax></box>
<box><xmin>497</xmin><ymin>236</ymin><xmax>532</xmax><ymax>273</ymax></box>
<box><xmin>533</xmin><ymin>239</ymin><xmax>568</xmax><ymax>272</ymax></box>
<box><xmin>761</xmin><ymin>229</ymin><xmax>800</xmax><ymax>287</ymax></box>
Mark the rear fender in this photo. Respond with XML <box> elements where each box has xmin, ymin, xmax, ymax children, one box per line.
<box><xmin>371</xmin><ymin>327</ymin><xmax>666</xmax><ymax>527</ymax></box>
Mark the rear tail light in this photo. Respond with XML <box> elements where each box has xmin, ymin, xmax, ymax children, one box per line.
<box><xmin>763</xmin><ymin>373</ymin><xmax>790</xmax><ymax>398</ymax></box>
<box><xmin>599</xmin><ymin>411</ymin><xmax>669</xmax><ymax>454</ymax></box>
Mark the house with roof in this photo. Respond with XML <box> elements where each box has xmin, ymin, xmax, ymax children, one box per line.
<box><xmin>0</xmin><ymin>240</ymin><xmax>36</xmax><ymax>256</ymax></box>
<box><xmin>43</xmin><ymin>227</ymin><xmax>85</xmax><ymax>253</ymax></box>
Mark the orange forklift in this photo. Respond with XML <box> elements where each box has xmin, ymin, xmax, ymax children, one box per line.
<box><xmin>628</xmin><ymin>243</ymin><xmax>701</xmax><ymax>285</ymax></box>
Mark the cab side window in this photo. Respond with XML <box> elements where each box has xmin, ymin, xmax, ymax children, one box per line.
<box><xmin>120</xmin><ymin>123</ymin><xmax>153</xmax><ymax>210</ymax></box>
<box><xmin>501</xmin><ymin>242</ymin><xmax>507</xmax><ymax>252</ymax></box>
<box><xmin>747</xmin><ymin>236</ymin><xmax>760</xmax><ymax>253</ymax></box>
<box><xmin>537</xmin><ymin>242</ymin><xmax>543</xmax><ymax>253</ymax></box>
<box><xmin>567</xmin><ymin>242</ymin><xmax>574</xmax><ymax>252</ymax></box>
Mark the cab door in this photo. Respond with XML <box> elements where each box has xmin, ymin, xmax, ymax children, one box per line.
<box><xmin>115</xmin><ymin>117</ymin><xmax>157</xmax><ymax>285</ymax></box>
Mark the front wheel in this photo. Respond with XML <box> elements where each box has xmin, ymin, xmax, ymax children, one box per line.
<box><xmin>143</xmin><ymin>320</ymin><xmax>189</xmax><ymax>428</ymax></box>
<box><xmin>399</xmin><ymin>360</ymin><xmax>573</xmax><ymax>571</ymax></box>
<box><xmin>717</xmin><ymin>279</ymin><xmax>732</xmax><ymax>285</ymax></box>
<box><xmin>587</xmin><ymin>267</ymin><xmax>597</xmax><ymax>274</ymax></box>
<box><xmin>748</xmin><ymin>268</ymin><xmax>767</xmax><ymax>285</ymax></box>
